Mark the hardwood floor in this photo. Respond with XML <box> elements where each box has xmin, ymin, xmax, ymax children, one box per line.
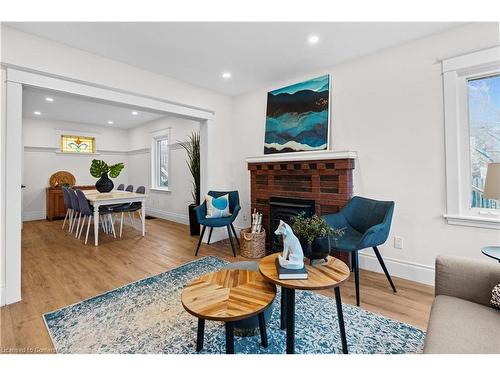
<box><xmin>0</xmin><ymin>218</ymin><xmax>434</xmax><ymax>353</ymax></box>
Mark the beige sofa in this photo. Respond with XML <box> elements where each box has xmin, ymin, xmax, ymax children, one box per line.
<box><xmin>424</xmin><ymin>255</ymin><xmax>500</xmax><ymax>354</ymax></box>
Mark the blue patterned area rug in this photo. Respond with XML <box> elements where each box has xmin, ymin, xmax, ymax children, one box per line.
<box><xmin>43</xmin><ymin>256</ymin><xmax>425</xmax><ymax>354</ymax></box>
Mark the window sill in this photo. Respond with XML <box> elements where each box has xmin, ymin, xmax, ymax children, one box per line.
<box><xmin>55</xmin><ymin>151</ymin><xmax>101</xmax><ymax>156</ymax></box>
<box><xmin>444</xmin><ymin>214</ymin><xmax>500</xmax><ymax>230</ymax></box>
<box><xmin>150</xmin><ymin>187</ymin><xmax>171</xmax><ymax>193</ymax></box>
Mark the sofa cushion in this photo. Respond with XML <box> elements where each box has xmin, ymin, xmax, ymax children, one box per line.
<box><xmin>491</xmin><ymin>284</ymin><xmax>500</xmax><ymax>309</ymax></box>
<box><xmin>424</xmin><ymin>295</ymin><xmax>500</xmax><ymax>354</ymax></box>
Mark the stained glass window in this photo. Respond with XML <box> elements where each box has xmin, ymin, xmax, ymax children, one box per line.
<box><xmin>60</xmin><ymin>135</ymin><xmax>96</xmax><ymax>153</ymax></box>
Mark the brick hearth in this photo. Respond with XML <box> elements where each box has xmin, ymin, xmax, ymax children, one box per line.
<box><xmin>247</xmin><ymin>156</ymin><xmax>355</xmax><ymax>264</ymax></box>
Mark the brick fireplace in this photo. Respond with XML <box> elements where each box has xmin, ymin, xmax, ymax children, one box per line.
<box><xmin>247</xmin><ymin>151</ymin><xmax>356</xmax><ymax>265</ymax></box>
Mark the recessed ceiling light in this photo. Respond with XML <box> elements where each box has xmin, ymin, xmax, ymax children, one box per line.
<box><xmin>107</xmin><ymin>121</ymin><xmax>114</xmax><ymax>125</ymax></box>
<box><xmin>131</xmin><ymin>111</ymin><xmax>138</xmax><ymax>115</ymax></box>
<box><xmin>308</xmin><ymin>35</ymin><xmax>320</xmax><ymax>44</ymax></box>
<box><xmin>222</xmin><ymin>72</ymin><xmax>232</xmax><ymax>79</ymax></box>
<box><xmin>33</xmin><ymin>111</ymin><xmax>41</xmax><ymax>115</ymax></box>
<box><xmin>45</xmin><ymin>97</ymin><xmax>54</xmax><ymax>102</ymax></box>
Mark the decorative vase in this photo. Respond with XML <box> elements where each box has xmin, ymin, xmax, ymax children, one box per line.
<box><xmin>95</xmin><ymin>173</ymin><xmax>114</xmax><ymax>193</ymax></box>
<box><xmin>188</xmin><ymin>204</ymin><xmax>200</xmax><ymax>236</ymax></box>
<box><xmin>300</xmin><ymin>236</ymin><xmax>331</xmax><ymax>263</ymax></box>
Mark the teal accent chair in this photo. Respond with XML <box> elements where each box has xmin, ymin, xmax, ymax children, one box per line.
<box><xmin>323</xmin><ymin>196</ymin><xmax>396</xmax><ymax>306</ymax></box>
<box><xmin>194</xmin><ymin>191</ymin><xmax>241</xmax><ymax>257</ymax></box>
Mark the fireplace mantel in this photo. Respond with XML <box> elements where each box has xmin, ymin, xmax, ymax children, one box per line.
<box><xmin>246</xmin><ymin>150</ymin><xmax>357</xmax><ymax>164</ymax></box>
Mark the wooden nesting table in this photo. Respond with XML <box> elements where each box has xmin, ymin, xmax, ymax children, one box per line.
<box><xmin>259</xmin><ymin>253</ymin><xmax>351</xmax><ymax>354</ymax></box>
<box><xmin>181</xmin><ymin>269</ymin><xmax>276</xmax><ymax>354</ymax></box>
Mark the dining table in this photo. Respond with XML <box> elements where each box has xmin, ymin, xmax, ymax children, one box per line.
<box><xmin>83</xmin><ymin>189</ymin><xmax>148</xmax><ymax>246</ymax></box>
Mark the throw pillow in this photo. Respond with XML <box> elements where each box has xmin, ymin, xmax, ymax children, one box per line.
<box><xmin>491</xmin><ymin>284</ymin><xmax>500</xmax><ymax>310</ymax></box>
<box><xmin>205</xmin><ymin>194</ymin><xmax>231</xmax><ymax>218</ymax></box>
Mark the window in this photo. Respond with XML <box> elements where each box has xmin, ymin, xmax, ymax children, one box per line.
<box><xmin>468</xmin><ymin>75</ymin><xmax>500</xmax><ymax>209</ymax></box>
<box><xmin>151</xmin><ymin>130</ymin><xmax>170</xmax><ymax>191</ymax></box>
<box><xmin>442</xmin><ymin>46</ymin><xmax>500</xmax><ymax>229</ymax></box>
<box><xmin>60</xmin><ymin>135</ymin><xmax>95</xmax><ymax>153</ymax></box>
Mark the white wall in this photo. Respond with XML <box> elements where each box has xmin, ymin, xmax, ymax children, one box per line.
<box><xmin>127</xmin><ymin>116</ymin><xmax>200</xmax><ymax>223</ymax></box>
<box><xmin>231</xmin><ymin>23</ymin><xmax>500</xmax><ymax>284</ymax></box>
<box><xmin>22</xmin><ymin>117</ymin><xmax>130</xmax><ymax>220</ymax></box>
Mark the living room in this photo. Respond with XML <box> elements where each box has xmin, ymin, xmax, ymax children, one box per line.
<box><xmin>0</xmin><ymin>1</ymin><xmax>499</xmax><ymax>372</ymax></box>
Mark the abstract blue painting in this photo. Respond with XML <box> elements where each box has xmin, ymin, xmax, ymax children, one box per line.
<box><xmin>264</xmin><ymin>75</ymin><xmax>330</xmax><ymax>154</ymax></box>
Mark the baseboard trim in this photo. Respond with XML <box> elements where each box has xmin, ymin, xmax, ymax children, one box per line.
<box><xmin>146</xmin><ymin>207</ymin><xmax>189</xmax><ymax>225</ymax></box>
<box><xmin>358</xmin><ymin>251</ymin><xmax>435</xmax><ymax>286</ymax></box>
<box><xmin>22</xmin><ymin>211</ymin><xmax>46</xmax><ymax>221</ymax></box>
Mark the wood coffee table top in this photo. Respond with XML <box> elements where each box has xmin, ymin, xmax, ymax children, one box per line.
<box><xmin>181</xmin><ymin>269</ymin><xmax>277</xmax><ymax>322</ymax></box>
<box><xmin>259</xmin><ymin>253</ymin><xmax>350</xmax><ymax>290</ymax></box>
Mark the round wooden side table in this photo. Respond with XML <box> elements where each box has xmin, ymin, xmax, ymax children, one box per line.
<box><xmin>181</xmin><ymin>269</ymin><xmax>276</xmax><ymax>354</ymax></box>
<box><xmin>259</xmin><ymin>253</ymin><xmax>351</xmax><ymax>354</ymax></box>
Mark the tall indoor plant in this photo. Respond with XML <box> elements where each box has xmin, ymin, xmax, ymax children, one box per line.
<box><xmin>179</xmin><ymin>131</ymin><xmax>200</xmax><ymax>235</ymax></box>
<box><xmin>90</xmin><ymin>159</ymin><xmax>125</xmax><ymax>193</ymax></box>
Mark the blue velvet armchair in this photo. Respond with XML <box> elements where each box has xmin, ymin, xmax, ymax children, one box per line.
<box><xmin>194</xmin><ymin>190</ymin><xmax>241</xmax><ymax>257</ymax></box>
<box><xmin>323</xmin><ymin>196</ymin><xmax>396</xmax><ymax>306</ymax></box>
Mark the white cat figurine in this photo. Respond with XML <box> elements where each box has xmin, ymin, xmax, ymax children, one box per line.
<box><xmin>275</xmin><ymin>220</ymin><xmax>304</xmax><ymax>270</ymax></box>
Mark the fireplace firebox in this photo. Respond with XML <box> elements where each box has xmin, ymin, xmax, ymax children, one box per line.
<box><xmin>269</xmin><ymin>197</ymin><xmax>315</xmax><ymax>253</ymax></box>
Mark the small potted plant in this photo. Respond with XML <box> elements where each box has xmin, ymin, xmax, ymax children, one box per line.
<box><xmin>90</xmin><ymin>159</ymin><xmax>124</xmax><ymax>193</ymax></box>
<box><xmin>179</xmin><ymin>131</ymin><xmax>200</xmax><ymax>235</ymax></box>
<box><xmin>291</xmin><ymin>212</ymin><xmax>345</xmax><ymax>262</ymax></box>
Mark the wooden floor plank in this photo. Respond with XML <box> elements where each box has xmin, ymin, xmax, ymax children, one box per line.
<box><xmin>0</xmin><ymin>218</ymin><xmax>433</xmax><ymax>353</ymax></box>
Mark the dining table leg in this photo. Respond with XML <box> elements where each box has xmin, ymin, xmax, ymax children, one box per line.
<box><xmin>284</xmin><ymin>287</ymin><xmax>295</xmax><ymax>354</ymax></box>
<box><xmin>93</xmin><ymin>202</ymin><xmax>100</xmax><ymax>246</ymax></box>
<box><xmin>334</xmin><ymin>286</ymin><xmax>348</xmax><ymax>354</ymax></box>
<box><xmin>141</xmin><ymin>199</ymin><xmax>146</xmax><ymax>236</ymax></box>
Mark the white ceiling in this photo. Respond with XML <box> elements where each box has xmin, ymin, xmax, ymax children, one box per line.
<box><xmin>8</xmin><ymin>22</ymin><xmax>464</xmax><ymax>96</ymax></box>
<box><xmin>23</xmin><ymin>86</ymin><xmax>166</xmax><ymax>128</ymax></box>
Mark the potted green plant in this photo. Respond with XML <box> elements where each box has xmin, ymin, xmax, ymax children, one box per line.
<box><xmin>179</xmin><ymin>131</ymin><xmax>200</xmax><ymax>235</ymax></box>
<box><xmin>291</xmin><ymin>212</ymin><xmax>345</xmax><ymax>262</ymax></box>
<box><xmin>90</xmin><ymin>159</ymin><xmax>124</xmax><ymax>193</ymax></box>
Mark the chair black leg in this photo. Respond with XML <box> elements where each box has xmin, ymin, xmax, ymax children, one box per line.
<box><xmin>226</xmin><ymin>225</ymin><xmax>237</xmax><ymax>257</ymax></box>
<box><xmin>207</xmin><ymin>227</ymin><xmax>214</xmax><ymax>245</ymax></box>
<box><xmin>195</xmin><ymin>226</ymin><xmax>206</xmax><ymax>256</ymax></box>
<box><xmin>230</xmin><ymin>224</ymin><xmax>240</xmax><ymax>246</ymax></box>
<box><xmin>351</xmin><ymin>251</ymin><xmax>360</xmax><ymax>307</ymax></box>
<box><xmin>373</xmin><ymin>246</ymin><xmax>397</xmax><ymax>293</ymax></box>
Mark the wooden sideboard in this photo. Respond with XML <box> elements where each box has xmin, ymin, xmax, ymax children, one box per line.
<box><xmin>46</xmin><ymin>185</ymin><xmax>95</xmax><ymax>221</ymax></box>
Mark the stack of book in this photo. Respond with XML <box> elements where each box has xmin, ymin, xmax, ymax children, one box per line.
<box><xmin>275</xmin><ymin>258</ymin><xmax>308</xmax><ymax>280</ymax></box>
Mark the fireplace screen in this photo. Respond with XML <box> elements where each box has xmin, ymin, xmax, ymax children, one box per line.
<box><xmin>269</xmin><ymin>197</ymin><xmax>315</xmax><ymax>253</ymax></box>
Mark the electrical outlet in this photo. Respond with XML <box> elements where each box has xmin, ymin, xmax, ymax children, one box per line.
<box><xmin>394</xmin><ymin>236</ymin><xmax>403</xmax><ymax>249</ymax></box>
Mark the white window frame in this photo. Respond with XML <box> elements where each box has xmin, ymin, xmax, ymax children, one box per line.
<box><xmin>442</xmin><ymin>46</ymin><xmax>500</xmax><ymax>229</ymax></box>
<box><xmin>150</xmin><ymin>128</ymin><xmax>171</xmax><ymax>192</ymax></box>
